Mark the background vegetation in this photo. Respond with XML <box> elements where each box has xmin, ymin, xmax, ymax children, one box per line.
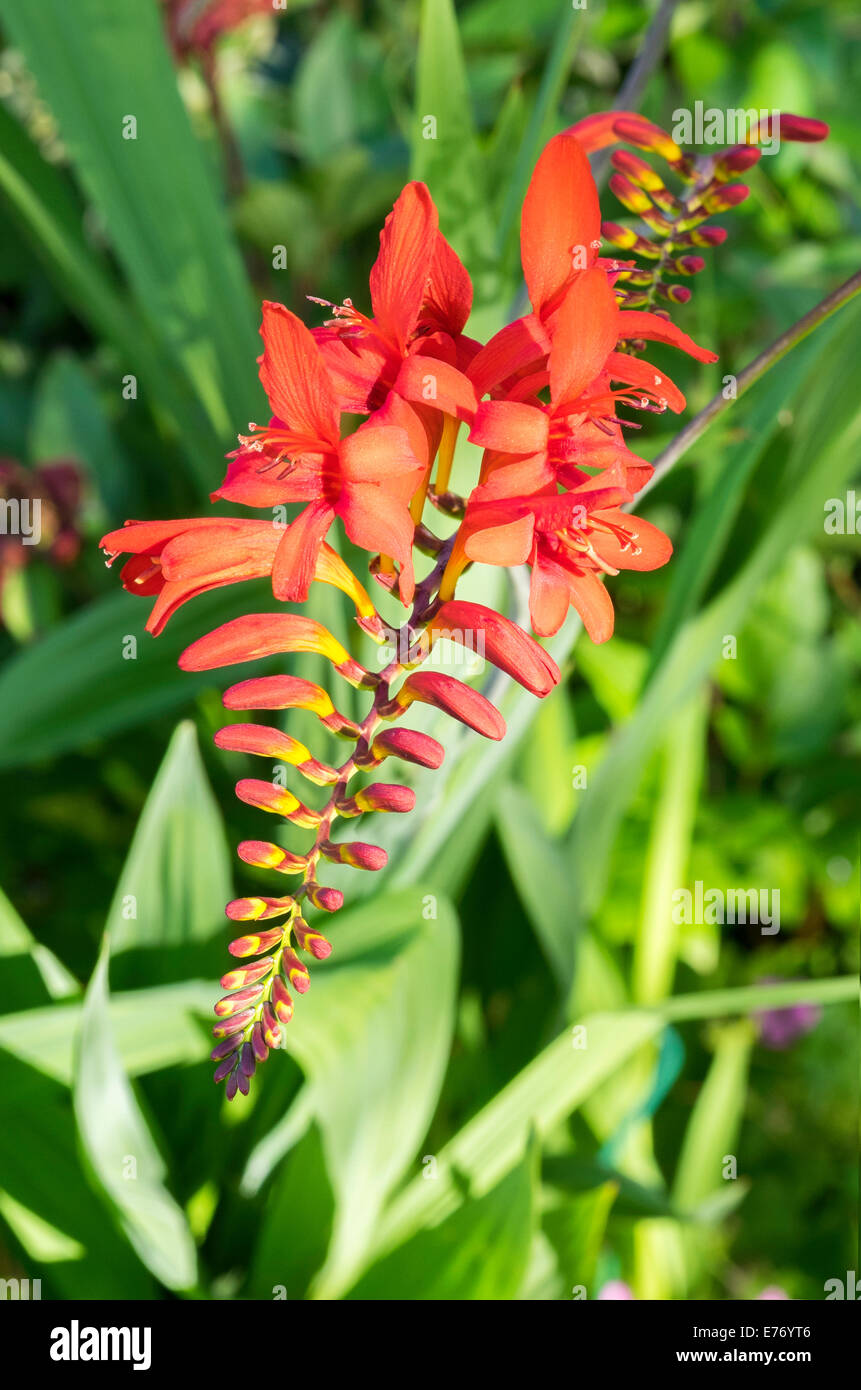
<box><xmin>0</xmin><ymin>0</ymin><xmax>857</xmax><ymax>1300</ymax></box>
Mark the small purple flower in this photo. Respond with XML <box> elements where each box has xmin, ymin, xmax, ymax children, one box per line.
<box><xmin>757</xmin><ymin>1286</ymin><xmax>790</xmax><ymax>1300</ymax></box>
<box><xmin>753</xmin><ymin>978</ymin><xmax>821</xmax><ymax>1050</ymax></box>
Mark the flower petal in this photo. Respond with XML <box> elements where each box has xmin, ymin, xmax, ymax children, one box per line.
<box><xmin>467</xmin><ymin>314</ymin><xmax>550</xmax><ymax>398</ymax></box>
<box><xmin>521</xmin><ymin>132</ymin><xmax>601</xmax><ymax>316</ymax></box>
<box><xmin>617</xmin><ymin>310</ymin><xmax>718</xmax><ymax>363</ymax></box>
<box><xmin>271</xmin><ymin>500</ymin><xmax>335</xmax><ymax>602</ymax></box>
<box><xmin>259</xmin><ymin>302</ymin><xmax>340</xmax><ymax>444</ymax></box>
<box><xmin>425</xmin><ymin>231</ymin><xmax>473</xmax><ymax>334</ymax></box>
<box><xmin>393</xmin><ymin>354</ymin><xmax>478</xmax><ymax>423</ymax></box>
<box><xmin>548</xmin><ymin>269</ymin><xmax>619</xmax><ymax>406</ymax></box>
<box><xmin>369</xmin><ymin>182</ymin><xmax>439</xmax><ymax>352</ymax></box>
<box><xmin>469</xmin><ymin>400</ymin><xmax>549</xmax><ymax>454</ymax></box>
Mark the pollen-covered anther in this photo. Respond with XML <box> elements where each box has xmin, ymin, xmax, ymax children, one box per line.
<box><xmin>337</xmin><ymin>783</ymin><xmax>416</xmax><ymax>816</ymax></box>
<box><xmin>220</xmin><ymin>957</ymin><xmax>274</xmax><ymax>991</ymax></box>
<box><xmin>214</xmin><ymin>983</ymin><xmax>264</xmax><ymax>1017</ymax></box>
<box><xmin>228</xmin><ymin>926</ymin><xmax>285</xmax><ymax>957</ymax></box>
<box><xmin>235</xmin><ymin>778</ymin><xmax>321</xmax><ymax>826</ymax></box>
<box><xmin>320</xmin><ymin>839</ymin><xmax>388</xmax><ymax>871</ymax></box>
<box><xmin>237</xmin><ymin>840</ymin><xmax>309</xmax><ymax>874</ymax></box>
<box><xmin>225</xmin><ymin>895</ymin><xmax>295</xmax><ymax>922</ymax></box>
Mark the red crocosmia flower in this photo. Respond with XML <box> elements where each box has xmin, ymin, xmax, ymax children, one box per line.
<box><xmin>445</xmin><ymin>468</ymin><xmax>670</xmax><ymax>642</ymax></box>
<box><xmin>100</xmin><ymin>517</ymin><xmax>383</xmax><ymax>639</ymax></box>
<box><xmin>468</xmin><ymin>133</ymin><xmax>717</xmax><ymax>400</ymax></box>
<box><xmin>98</xmin><ymin>105</ymin><xmax>826</xmax><ymax>1101</ymax></box>
<box><xmin>468</xmin><ymin>271</ymin><xmax>686</xmax><ymax>498</ymax></box>
<box><xmin>212</xmin><ymin>301</ymin><xmax>425</xmax><ymax>603</ymax></box>
<box><xmin>310</xmin><ymin>181</ymin><xmax>479</xmax><ymax>424</ymax></box>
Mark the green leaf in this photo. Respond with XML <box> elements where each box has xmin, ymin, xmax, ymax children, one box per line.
<box><xmin>106</xmin><ymin>722</ymin><xmax>232</xmax><ymax>953</ymax></box>
<box><xmin>0</xmin><ymin>882</ymin><xmax>78</xmax><ymax>1001</ymax></box>
<box><xmin>370</xmin><ymin>975</ymin><xmax>854</xmax><ymax>1262</ymax></box>
<box><xmin>631</xmin><ymin>690</ymin><xmax>709</xmax><ymax>1004</ymax></box>
<box><xmin>0</xmin><ymin>1062</ymin><xmax>153</xmax><ymax>1298</ymax></box>
<box><xmin>73</xmin><ymin>937</ymin><xmax>198</xmax><ymax>1290</ymax></box>
<box><xmin>0</xmin><ymin>978</ymin><xmax>214</xmax><ymax>1085</ymax></box>
<box><xmin>0</xmin><ymin>580</ymin><xmax>270</xmax><ymax>767</ymax></box>
<box><xmin>495</xmin><ymin>782</ymin><xmax>577</xmax><ymax>988</ymax></box>
<box><xmin>243</xmin><ymin>889</ymin><xmax>460</xmax><ymax>1298</ymax></box>
<box><xmin>347</xmin><ymin>1139</ymin><xmax>537</xmax><ymax>1300</ymax></box>
<box><xmin>374</xmin><ymin>1009</ymin><xmax>662</xmax><ymax>1260</ymax></box>
<box><xmin>412</xmin><ymin>0</ymin><xmax>500</xmax><ymax>320</ymax></box>
<box><xmin>0</xmin><ymin>0</ymin><xmax>259</xmax><ymax>463</ymax></box>
<box><xmin>568</xmin><ymin>304</ymin><xmax>861</xmax><ymax>925</ymax></box>
<box><xmin>0</xmin><ymin>104</ymin><xmax>223</xmax><ymax>491</ymax></box>
<box><xmin>29</xmin><ymin>352</ymin><xmax>133</xmax><ymax>516</ymax></box>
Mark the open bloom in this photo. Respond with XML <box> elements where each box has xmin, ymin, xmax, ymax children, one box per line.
<box><xmin>445</xmin><ymin>466</ymin><xmax>671</xmax><ymax>641</ymax></box>
<box><xmin>467</xmin><ymin>269</ymin><xmax>686</xmax><ymax>500</ymax></box>
<box><xmin>100</xmin><ymin>516</ymin><xmax>383</xmax><ymax>638</ymax></box>
<box><xmin>310</xmin><ymin>181</ymin><xmax>479</xmax><ymax>424</ymax></box>
<box><xmin>468</xmin><ymin>131</ymin><xmax>717</xmax><ymax>402</ymax></box>
<box><xmin>213</xmin><ymin>301</ymin><xmax>426</xmax><ymax>602</ymax></box>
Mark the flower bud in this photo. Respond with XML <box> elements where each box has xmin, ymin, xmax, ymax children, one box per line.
<box><xmin>228</xmin><ymin>926</ymin><xmax>285</xmax><ymax>957</ymax></box>
<box><xmin>292</xmin><ymin>917</ymin><xmax>332</xmax><ymax>959</ymax></box>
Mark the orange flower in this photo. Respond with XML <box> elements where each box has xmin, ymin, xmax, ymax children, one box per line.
<box><xmin>213</xmin><ymin>302</ymin><xmax>426</xmax><ymax>602</ymax></box>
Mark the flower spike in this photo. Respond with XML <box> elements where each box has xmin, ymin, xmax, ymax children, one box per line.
<box><xmin>99</xmin><ymin>104</ymin><xmax>827</xmax><ymax>1097</ymax></box>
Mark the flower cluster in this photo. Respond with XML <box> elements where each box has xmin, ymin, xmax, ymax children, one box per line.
<box><xmin>101</xmin><ymin>109</ymin><xmax>827</xmax><ymax>1098</ymax></box>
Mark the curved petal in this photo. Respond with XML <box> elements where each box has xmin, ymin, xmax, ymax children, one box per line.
<box><xmin>100</xmin><ymin>517</ymin><xmax>216</xmax><ymax>557</ymax></box>
<box><xmin>548</xmin><ymin>269</ymin><xmax>619</xmax><ymax>406</ymax></box>
<box><xmin>311</xmin><ymin>328</ymin><xmax>396</xmax><ymax>414</ymax></box>
<box><xmin>393</xmin><ymin>353</ymin><xmax>478</xmax><ymax>423</ymax></box>
<box><xmin>591</xmin><ymin>509</ymin><xmax>672</xmax><ymax>572</ymax></box>
<box><xmin>528</xmin><ymin>552</ymin><xmax>572</xmax><ymax>637</ymax></box>
<box><xmin>369</xmin><ymin>182</ymin><xmax>439</xmax><ymax>352</ymax></box>
<box><xmin>476</xmin><ymin>452</ymin><xmax>555</xmax><ymax>500</ymax></box>
<box><xmin>272</xmin><ymin>501</ymin><xmax>335</xmax><ymax>602</ymax></box>
<box><xmin>467</xmin><ymin>314</ymin><xmax>550</xmax><ymax>398</ymax></box>
<box><xmin>566</xmin><ymin>567</ymin><xmax>615</xmax><ymax>643</ymax></box>
<box><xmin>212</xmin><ymin>446</ymin><xmax>325</xmax><ymax>508</ymax></box>
<box><xmin>521</xmin><ymin>131</ymin><xmax>601</xmax><ymax>315</ymax></box>
<box><xmin>469</xmin><ymin>400</ymin><xmax>549</xmax><ymax>454</ymax></box>
<box><xmin>603</xmin><ymin>351</ymin><xmax>686</xmax><ymax>413</ymax></box>
<box><xmin>160</xmin><ymin>521</ymin><xmax>278</xmax><ymax>581</ymax></box>
<box><xmin>339</xmin><ymin>422</ymin><xmax>424</xmax><ymax>495</ymax></box>
<box><xmin>337</xmin><ymin>482</ymin><xmax>416</xmax><ymax>601</ymax></box>
<box><xmin>464</xmin><ymin>512</ymin><xmax>535</xmax><ymax>566</ymax></box>
<box><xmin>259</xmin><ymin>302</ymin><xmax>340</xmax><ymax>444</ymax></box>
<box><xmin>617</xmin><ymin>310</ymin><xmax>718</xmax><ymax>363</ymax></box>
<box><xmin>425</xmin><ymin>231</ymin><xmax>473</xmax><ymax>334</ymax></box>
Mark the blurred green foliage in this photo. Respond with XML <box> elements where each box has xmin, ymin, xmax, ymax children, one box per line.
<box><xmin>0</xmin><ymin>0</ymin><xmax>857</xmax><ymax>1300</ymax></box>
